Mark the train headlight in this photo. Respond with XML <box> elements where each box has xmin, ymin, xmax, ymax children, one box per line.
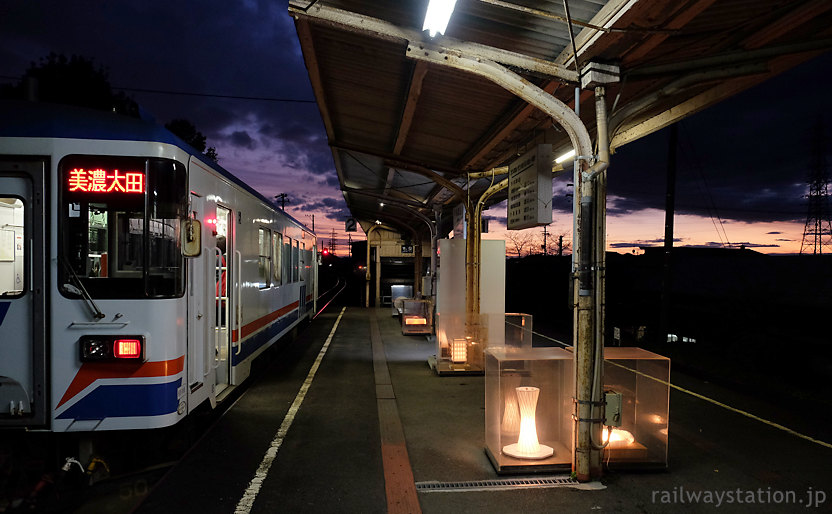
<box><xmin>80</xmin><ymin>335</ymin><xmax>145</xmax><ymax>362</ymax></box>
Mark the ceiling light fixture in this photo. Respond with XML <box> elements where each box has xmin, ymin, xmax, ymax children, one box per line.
<box><xmin>555</xmin><ymin>149</ymin><xmax>576</xmax><ymax>164</ymax></box>
<box><xmin>423</xmin><ymin>0</ymin><xmax>458</xmax><ymax>38</ymax></box>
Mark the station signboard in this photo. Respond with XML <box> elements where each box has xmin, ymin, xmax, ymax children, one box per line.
<box><xmin>507</xmin><ymin>144</ymin><xmax>553</xmax><ymax>230</ymax></box>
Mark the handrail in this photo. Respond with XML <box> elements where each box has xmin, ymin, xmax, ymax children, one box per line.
<box><xmin>213</xmin><ymin>247</ymin><xmax>223</xmax><ymax>370</ymax></box>
<box><xmin>234</xmin><ymin>249</ymin><xmax>242</xmax><ymax>356</ymax></box>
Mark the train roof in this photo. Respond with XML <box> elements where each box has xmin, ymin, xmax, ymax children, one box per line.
<box><xmin>0</xmin><ymin>100</ymin><xmax>314</xmax><ymax>236</ymax></box>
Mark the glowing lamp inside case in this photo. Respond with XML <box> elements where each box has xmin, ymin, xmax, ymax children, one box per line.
<box><xmin>602</xmin><ymin>427</ymin><xmax>636</xmax><ymax>448</ymax></box>
<box><xmin>502</xmin><ymin>387</ymin><xmax>553</xmax><ymax>459</ymax></box>
<box><xmin>434</xmin><ymin>312</ymin><xmax>489</xmax><ymax>374</ymax></box>
<box><xmin>603</xmin><ymin>347</ymin><xmax>670</xmax><ymax>469</ymax></box>
<box><xmin>401</xmin><ymin>299</ymin><xmax>433</xmax><ymax>335</ymax></box>
<box><xmin>485</xmin><ymin>347</ymin><xmax>573</xmax><ymax>473</ymax></box>
<box><xmin>451</xmin><ymin>338</ymin><xmax>468</xmax><ymax>363</ymax></box>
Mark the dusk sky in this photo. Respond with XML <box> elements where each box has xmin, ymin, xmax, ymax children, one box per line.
<box><xmin>2</xmin><ymin>1</ymin><xmax>830</xmax><ymax>255</ymax></box>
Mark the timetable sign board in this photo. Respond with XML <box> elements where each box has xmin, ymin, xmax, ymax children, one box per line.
<box><xmin>507</xmin><ymin>144</ymin><xmax>553</xmax><ymax>230</ymax></box>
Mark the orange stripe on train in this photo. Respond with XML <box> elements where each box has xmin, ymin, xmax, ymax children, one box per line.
<box><xmin>56</xmin><ymin>356</ymin><xmax>185</xmax><ymax>409</ymax></box>
<box><xmin>232</xmin><ymin>301</ymin><xmax>299</xmax><ymax>342</ymax></box>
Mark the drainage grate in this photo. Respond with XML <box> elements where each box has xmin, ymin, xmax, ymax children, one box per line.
<box><xmin>415</xmin><ymin>476</ymin><xmax>579</xmax><ymax>493</ymax></box>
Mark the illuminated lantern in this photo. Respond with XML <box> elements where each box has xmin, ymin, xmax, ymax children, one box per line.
<box><xmin>602</xmin><ymin>427</ymin><xmax>636</xmax><ymax>448</ymax></box>
<box><xmin>450</xmin><ymin>338</ymin><xmax>467</xmax><ymax>363</ymax></box>
<box><xmin>500</xmin><ymin>377</ymin><xmax>521</xmax><ymax>436</ymax></box>
<box><xmin>502</xmin><ymin>386</ymin><xmax>553</xmax><ymax>459</ymax></box>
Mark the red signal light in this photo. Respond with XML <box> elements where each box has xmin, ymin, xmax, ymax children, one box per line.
<box><xmin>322</xmin><ymin>248</ymin><xmax>330</xmax><ymax>256</ymax></box>
<box><xmin>114</xmin><ymin>339</ymin><xmax>142</xmax><ymax>359</ymax></box>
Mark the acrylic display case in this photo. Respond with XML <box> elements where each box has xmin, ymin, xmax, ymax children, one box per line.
<box><xmin>390</xmin><ymin>284</ymin><xmax>412</xmax><ymax>316</ymax></box>
<box><xmin>401</xmin><ymin>298</ymin><xmax>433</xmax><ymax>335</ymax></box>
<box><xmin>485</xmin><ymin>347</ymin><xmax>574</xmax><ymax>473</ymax></box>
<box><xmin>432</xmin><ymin>238</ymin><xmax>505</xmax><ymax>375</ymax></box>
<box><xmin>602</xmin><ymin>347</ymin><xmax>670</xmax><ymax>469</ymax></box>
<box><xmin>434</xmin><ymin>312</ymin><xmax>490</xmax><ymax>374</ymax></box>
<box><xmin>504</xmin><ymin>313</ymin><xmax>533</xmax><ymax>349</ymax></box>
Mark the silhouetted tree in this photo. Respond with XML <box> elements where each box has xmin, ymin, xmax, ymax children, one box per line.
<box><xmin>0</xmin><ymin>53</ymin><xmax>138</xmax><ymax>116</ymax></box>
<box><xmin>164</xmin><ymin>118</ymin><xmax>219</xmax><ymax>162</ymax></box>
<box><xmin>506</xmin><ymin>231</ymin><xmax>534</xmax><ymax>257</ymax></box>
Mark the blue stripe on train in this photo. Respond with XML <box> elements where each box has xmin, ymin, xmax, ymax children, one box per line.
<box><xmin>231</xmin><ymin>300</ymin><xmax>314</xmax><ymax>366</ymax></box>
<box><xmin>232</xmin><ymin>310</ymin><xmax>300</xmax><ymax>365</ymax></box>
<box><xmin>56</xmin><ymin>379</ymin><xmax>181</xmax><ymax>420</ymax></box>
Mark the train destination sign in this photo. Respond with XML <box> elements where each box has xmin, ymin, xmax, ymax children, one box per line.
<box><xmin>507</xmin><ymin>144</ymin><xmax>552</xmax><ymax>230</ymax></box>
<box><xmin>67</xmin><ymin>168</ymin><xmax>145</xmax><ymax>194</ymax></box>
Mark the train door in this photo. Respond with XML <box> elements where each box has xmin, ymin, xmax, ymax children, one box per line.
<box><xmin>214</xmin><ymin>206</ymin><xmax>232</xmax><ymax>394</ymax></box>
<box><xmin>187</xmin><ymin>193</ymin><xmax>214</xmax><ymax>407</ymax></box>
<box><xmin>299</xmin><ymin>242</ymin><xmax>307</xmax><ymax>318</ymax></box>
<box><xmin>0</xmin><ymin>160</ymin><xmax>47</xmax><ymax>427</ymax></box>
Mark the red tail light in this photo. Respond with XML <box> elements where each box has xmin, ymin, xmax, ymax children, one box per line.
<box><xmin>114</xmin><ymin>339</ymin><xmax>142</xmax><ymax>359</ymax></box>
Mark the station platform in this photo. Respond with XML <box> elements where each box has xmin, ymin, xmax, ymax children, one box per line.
<box><xmin>134</xmin><ymin>306</ymin><xmax>832</xmax><ymax>513</ymax></box>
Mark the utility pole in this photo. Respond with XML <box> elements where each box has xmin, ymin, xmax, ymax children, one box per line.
<box><xmin>348</xmin><ymin>233</ymin><xmax>352</xmax><ymax>257</ymax></box>
<box><xmin>557</xmin><ymin>234</ymin><xmax>564</xmax><ymax>256</ymax></box>
<box><xmin>542</xmin><ymin>225</ymin><xmax>549</xmax><ymax>255</ymax></box>
<box><xmin>329</xmin><ymin>228</ymin><xmax>336</xmax><ymax>255</ymax></box>
<box><xmin>307</xmin><ymin>214</ymin><xmax>315</xmax><ymax>233</ymax></box>
<box><xmin>660</xmin><ymin>124</ymin><xmax>678</xmax><ymax>343</ymax></box>
<box><xmin>274</xmin><ymin>193</ymin><xmax>289</xmax><ymax>210</ymax></box>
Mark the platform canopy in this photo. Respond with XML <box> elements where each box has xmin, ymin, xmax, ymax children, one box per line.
<box><xmin>289</xmin><ymin>0</ymin><xmax>832</xmax><ymax>238</ymax></box>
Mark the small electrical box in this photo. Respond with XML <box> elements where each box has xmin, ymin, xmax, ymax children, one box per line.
<box><xmin>605</xmin><ymin>391</ymin><xmax>623</xmax><ymax>427</ymax></box>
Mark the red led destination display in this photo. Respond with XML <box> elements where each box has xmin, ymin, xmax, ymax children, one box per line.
<box><xmin>68</xmin><ymin>168</ymin><xmax>145</xmax><ymax>194</ymax></box>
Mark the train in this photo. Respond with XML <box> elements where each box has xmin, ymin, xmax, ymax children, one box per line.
<box><xmin>0</xmin><ymin>100</ymin><xmax>318</xmax><ymax>432</ymax></box>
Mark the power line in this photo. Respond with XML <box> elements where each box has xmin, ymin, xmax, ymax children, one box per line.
<box><xmin>113</xmin><ymin>86</ymin><xmax>317</xmax><ymax>104</ymax></box>
<box><xmin>0</xmin><ymin>74</ymin><xmax>317</xmax><ymax>104</ymax></box>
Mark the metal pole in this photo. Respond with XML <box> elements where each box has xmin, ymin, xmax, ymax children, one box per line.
<box><xmin>590</xmin><ymin>86</ymin><xmax>610</xmax><ymax>478</ymax></box>
<box><xmin>574</xmin><ymin>86</ymin><xmax>610</xmax><ymax>482</ymax></box>
<box><xmin>660</xmin><ymin>124</ymin><xmax>678</xmax><ymax>342</ymax></box>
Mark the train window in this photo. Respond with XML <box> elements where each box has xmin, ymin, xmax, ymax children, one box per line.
<box><xmin>292</xmin><ymin>240</ymin><xmax>299</xmax><ymax>282</ymax></box>
<box><xmin>0</xmin><ymin>197</ymin><xmax>25</xmax><ymax>297</ymax></box>
<box><xmin>273</xmin><ymin>232</ymin><xmax>283</xmax><ymax>285</ymax></box>
<box><xmin>59</xmin><ymin>156</ymin><xmax>187</xmax><ymax>298</ymax></box>
<box><xmin>284</xmin><ymin>237</ymin><xmax>292</xmax><ymax>283</ymax></box>
<box><xmin>258</xmin><ymin>227</ymin><xmax>271</xmax><ymax>289</ymax></box>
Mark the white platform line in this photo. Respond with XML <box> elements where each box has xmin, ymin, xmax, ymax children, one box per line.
<box><xmin>234</xmin><ymin>306</ymin><xmax>346</xmax><ymax>514</ymax></box>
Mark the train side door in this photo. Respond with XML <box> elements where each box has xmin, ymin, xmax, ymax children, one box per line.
<box><xmin>214</xmin><ymin>206</ymin><xmax>232</xmax><ymax>394</ymax></box>
<box><xmin>0</xmin><ymin>161</ymin><xmax>47</xmax><ymax>427</ymax></box>
<box><xmin>187</xmin><ymin>193</ymin><xmax>214</xmax><ymax>408</ymax></box>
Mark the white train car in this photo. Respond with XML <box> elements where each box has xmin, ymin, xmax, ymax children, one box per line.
<box><xmin>0</xmin><ymin>100</ymin><xmax>317</xmax><ymax>431</ymax></box>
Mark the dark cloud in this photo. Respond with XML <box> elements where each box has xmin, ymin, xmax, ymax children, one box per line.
<box><xmin>230</xmin><ymin>130</ymin><xmax>256</xmax><ymax>149</ymax></box>
<box><xmin>766</xmin><ymin>231</ymin><xmax>783</xmax><ymax>235</ymax></box>
<box><xmin>294</xmin><ymin>195</ymin><xmax>351</xmax><ymax>221</ymax></box>
<box><xmin>682</xmin><ymin>242</ymin><xmax>780</xmax><ymax>249</ymax></box>
<box><xmin>607</xmin><ymin>52</ymin><xmax>832</xmax><ymax>224</ymax></box>
<box><xmin>2</xmin><ymin>0</ymin><xmax>830</xmax><ymax>237</ymax></box>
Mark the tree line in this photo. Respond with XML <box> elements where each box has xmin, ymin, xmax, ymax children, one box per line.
<box><xmin>1</xmin><ymin>53</ymin><xmax>218</xmax><ymax>161</ymax></box>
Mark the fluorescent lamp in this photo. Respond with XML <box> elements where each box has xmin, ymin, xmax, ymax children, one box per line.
<box><xmin>423</xmin><ymin>0</ymin><xmax>458</xmax><ymax>38</ymax></box>
<box><xmin>555</xmin><ymin>149</ymin><xmax>575</xmax><ymax>164</ymax></box>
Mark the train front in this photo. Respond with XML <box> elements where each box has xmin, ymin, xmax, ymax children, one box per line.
<box><xmin>0</xmin><ymin>148</ymin><xmax>195</xmax><ymax>432</ymax></box>
<box><xmin>53</xmin><ymin>155</ymin><xmax>191</xmax><ymax>431</ymax></box>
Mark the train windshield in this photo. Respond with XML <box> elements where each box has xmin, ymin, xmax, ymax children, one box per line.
<box><xmin>59</xmin><ymin>156</ymin><xmax>187</xmax><ymax>298</ymax></box>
